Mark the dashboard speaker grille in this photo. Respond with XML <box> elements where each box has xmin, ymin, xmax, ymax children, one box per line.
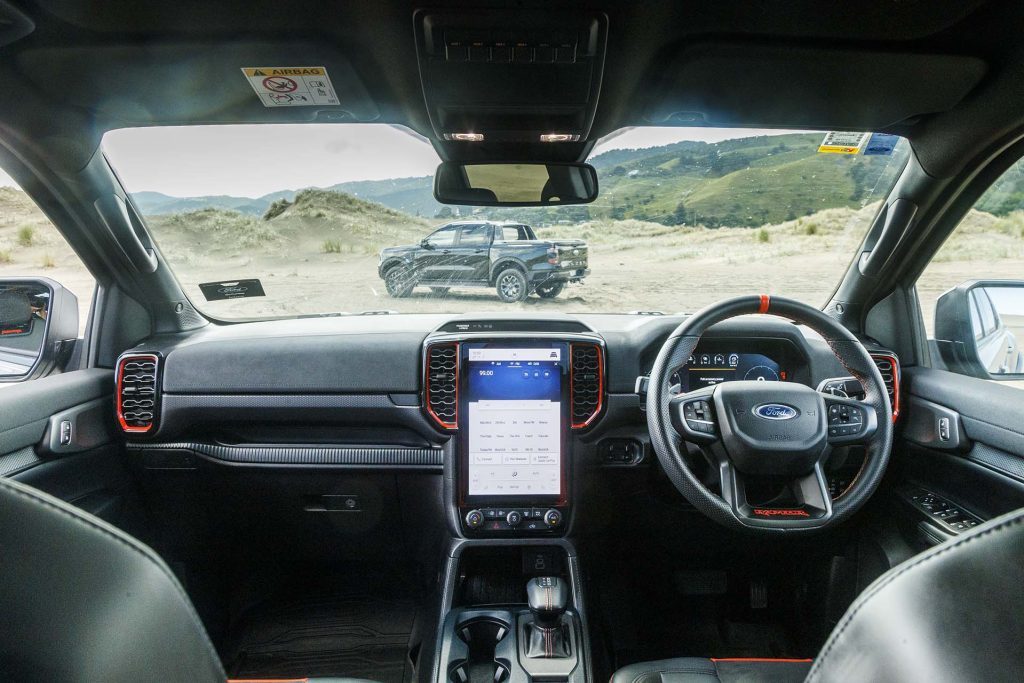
<box><xmin>870</xmin><ymin>353</ymin><xmax>900</xmax><ymax>422</ymax></box>
<box><xmin>117</xmin><ymin>353</ymin><xmax>160</xmax><ymax>434</ymax></box>
<box><xmin>571</xmin><ymin>342</ymin><xmax>604</xmax><ymax>428</ymax></box>
<box><xmin>426</xmin><ymin>342</ymin><xmax>458</xmax><ymax>429</ymax></box>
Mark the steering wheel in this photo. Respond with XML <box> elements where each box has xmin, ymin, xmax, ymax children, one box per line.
<box><xmin>646</xmin><ymin>295</ymin><xmax>893</xmax><ymax>533</ymax></box>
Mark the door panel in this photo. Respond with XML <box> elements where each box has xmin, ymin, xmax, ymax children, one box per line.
<box><xmin>451</xmin><ymin>224</ymin><xmax>493</xmax><ymax>281</ymax></box>
<box><xmin>415</xmin><ymin>225</ymin><xmax>459</xmax><ymax>281</ymax></box>
<box><xmin>891</xmin><ymin>366</ymin><xmax>1024</xmax><ymax>546</ymax></box>
<box><xmin>0</xmin><ymin>369</ymin><xmax>145</xmax><ymax>529</ymax></box>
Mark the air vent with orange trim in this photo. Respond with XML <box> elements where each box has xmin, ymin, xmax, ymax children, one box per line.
<box><xmin>116</xmin><ymin>353</ymin><xmax>160</xmax><ymax>434</ymax></box>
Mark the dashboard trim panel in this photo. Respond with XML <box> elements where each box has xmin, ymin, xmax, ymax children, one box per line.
<box><xmin>129</xmin><ymin>442</ymin><xmax>444</xmax><ymax>468</ymax></box>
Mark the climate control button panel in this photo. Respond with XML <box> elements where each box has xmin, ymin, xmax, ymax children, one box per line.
<box><xmin>463</xmin><ymin>507</ymin><xmax>564</xmax><ymax>534</ymax></box>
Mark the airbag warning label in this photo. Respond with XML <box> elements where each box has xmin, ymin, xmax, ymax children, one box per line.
<box><xmin>241</xmin><ymin>66</ymin><xmax>339</xmax><ymax>107</ymax></box>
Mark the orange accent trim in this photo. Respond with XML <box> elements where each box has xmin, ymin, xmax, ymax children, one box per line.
<box><xmin>711</xmin><ymin>658</ymin><xmax>812</xmax><ymax>663</ymax></box>
<box><xmin>116</xmin><ymin>353</ymin><xmax>158</xmax><ymax>434</ymax></box>
<box><xmin>758</xmin><ymin>294</ymin><xmax>771</xmax><ymax>314</ymax></box>
<box><xmin>869</xmin><ymin>352</ymin><xmax>901</xmax><ymax>423</ymax></box>
<box><xmin>425</xmin><ymin>342</ymin><xmax>459</xmax><ymax>430</ymax></box>
<box><xmin>570</xmin><ymin>342</ymin><xmax>605</xmax><ymax>429</ymax></box>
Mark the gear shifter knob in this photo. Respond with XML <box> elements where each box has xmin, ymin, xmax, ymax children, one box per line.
<box><xmin>527</xmin><ymin>576</ymin><xmax>568</xmax><ymax>629</ymax></box>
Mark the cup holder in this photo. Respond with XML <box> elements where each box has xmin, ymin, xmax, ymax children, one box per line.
<box><xmin>450</xmin><ymin>617</ymin><xmax>511</xmax><ymax>683</ymax></box>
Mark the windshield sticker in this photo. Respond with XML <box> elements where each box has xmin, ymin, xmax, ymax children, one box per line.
<box><xmin>818</xmin><ymin>131</ymin><xmax>870</xmax><ymax>154</ymax></box>
<box><xmin>241</xmin><ymin>67</ymin><xmax>339</xmax><ymax>107</ymax></box>
<box><xmin>862</xmin><ymin>133</ymin><xmax>900</xmax><ymax>156</ymax></box>
<box><xmin>199</xmin><ymin>279</ymin><xmax>267</xmax><ymax>301</ymax></box>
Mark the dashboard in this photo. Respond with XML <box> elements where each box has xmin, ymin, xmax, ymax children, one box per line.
<box><xmin>113</xmin><ymin>312</ymin><xmax>897</xmax><ymax>538</ymax></box>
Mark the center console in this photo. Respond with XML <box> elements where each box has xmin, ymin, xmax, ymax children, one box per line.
<box><xmin>424</xmin><ymin>326</ymin><xmax>604</xmax><ymax>683</ymax></box>
<box><xmin>424</xmin><ymin>331</ymin><xmax>604</xmax><ymax>538</ymax></box>
<box><xmin>434</xmin><ymin>542</ymin><xmax>589</xmax><ymax>683</ymax></box>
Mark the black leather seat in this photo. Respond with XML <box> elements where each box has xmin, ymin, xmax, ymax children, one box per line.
<box><xmin>0</xmin><ymin>476</ymin><xmax>375</xmax><ymax>683</ymax></box>
<box><xmin>613</xmin><ymin>658</ymin><xmax>811</xmax><ymax>683</ymax></box>
<box><xmin>612</xmin><ymin>508</ymin><xmax>1024</xmax><ymax>683</ymax></box>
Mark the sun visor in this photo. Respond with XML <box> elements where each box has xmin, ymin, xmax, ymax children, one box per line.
<box><xmin>644</xmin><ymin>43</ymin><xmax>987</xmax><ymax>130</ymax></box>
<box><xmin>14</xmin><ymin>41</ymin><xmax>380</xmax><ymax>125</ymax></box>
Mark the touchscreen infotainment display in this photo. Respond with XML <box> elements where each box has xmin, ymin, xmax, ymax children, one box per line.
<box><xmin>463</xmin><ymin>343</ymin><xmax>568</xmax><ymax>498</ymax></box>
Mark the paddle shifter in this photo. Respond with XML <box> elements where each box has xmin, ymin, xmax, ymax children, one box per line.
<box><xmin>524</xmin><ymin>577</ymin><xmax>571</xmax><ymax>658</ymax></box>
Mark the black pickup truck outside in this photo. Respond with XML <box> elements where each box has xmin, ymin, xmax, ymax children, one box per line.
<box><xmin>377</xmin><ymin>221</ymin><xmax>589</xmax><ymax>303</ymax></box>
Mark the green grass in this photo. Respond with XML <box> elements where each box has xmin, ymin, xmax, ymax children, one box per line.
<box><xmin>322</xmin><ymin>239</ymin><xmax>342</xmax><ymax>253</ymax></box>
<box><xmin>481</xmin><ymin>132</ymin><xmax>907</xmax><ymax>228</ymax></box>
<box><xmin>17</xmin><ymin>225</ymin><xmax>34</xmax><ymax>247</ymax></box>
<box><xmin>758</xmin><ymin>228</ymin><xmax>770</xmax><ymax>243</ymax></box>
<box><xmin>0</xmin><ymin>249</ymin><xmax>11</xmax><ymax>263</ymax></box>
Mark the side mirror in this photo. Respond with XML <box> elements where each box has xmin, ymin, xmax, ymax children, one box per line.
<box><xmin>420</xmin><ymin>239</ymin><xmax>435</xmax><ymax>250</ymax></box>
<box><xmin>934</xmin><ymin>279</ymin><xmax>1024</xmax><ymax>379</ymax></box>
<box><xmin>434</xmin><ymin>161</ymin><xmax>599</xmax><ymax>206</ymax></box>
<box><xmin>0</xmin><ymin>277</ymin><xmax>78</xmax><ymax>382</ymax></box>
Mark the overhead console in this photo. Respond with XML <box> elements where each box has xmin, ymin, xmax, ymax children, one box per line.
<box><xmin>413</xmin><ymin>9</ymin><xmax>608</xmax><ymax>146</ymax></box>
<box><xmin>424</xmin><ymin>331</ymin><xmax>604</xmax><ymax>537</ymax></box>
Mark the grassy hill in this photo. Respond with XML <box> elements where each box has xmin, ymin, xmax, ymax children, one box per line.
<box><xmin>554</xmin><ymin>133</ymin><xmax>906</xmax><ymax>226</ymax></box>
<box><xmin>146</xmin><ymin>188</ymin><xmax>430</xmax><ymax>266</ymax></box>
<box><xmin>124</xmin><ymin>133</ymin><xmax>912</xmax><ymax>229</ymax></box>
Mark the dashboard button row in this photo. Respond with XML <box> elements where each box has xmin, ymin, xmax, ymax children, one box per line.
<box><xmin>465</xmin><ymin>507</ymin><xmax>562</xmax><ymax>531</ymax></box>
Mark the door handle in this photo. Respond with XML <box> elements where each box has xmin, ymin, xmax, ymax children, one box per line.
<box><xmin>474</xmin><ymin>249</ymin><xmax>485</xmax><ymax>253</ymax></box>
<box><xmin>442</xmin><ymin>249</ymin><xmax>451</xmax><ymax>254</ymax></box>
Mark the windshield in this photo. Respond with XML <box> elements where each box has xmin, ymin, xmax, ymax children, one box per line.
<box><xmin>102</xmin><ymin>124</ymin><xmax>909</xmax><ymax>318</ymax></box>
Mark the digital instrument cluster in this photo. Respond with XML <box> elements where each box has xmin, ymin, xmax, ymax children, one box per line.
<box><xmin>672</xmin><ymin>351</ymin><xmax>785</xmax><ymax>392</ymax></box>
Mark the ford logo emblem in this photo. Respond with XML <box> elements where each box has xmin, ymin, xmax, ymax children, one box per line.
<box><xmin>753</xmin><ymin>403</ymin><xmax>799</xmax><ymax>420</ymax></box>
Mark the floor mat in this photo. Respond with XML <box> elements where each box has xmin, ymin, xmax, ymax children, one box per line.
<box><xmin>223</xmin><ymin>591</ymin><xmax>418</xmax><ymax>682</ymax></box>
<box><xmin>587</xmin><ymin>549</ymin><xmax>806</xmax><ymax>671</ymax></box>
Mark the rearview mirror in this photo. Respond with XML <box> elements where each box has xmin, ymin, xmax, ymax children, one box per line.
<box><xmin>0</xmin><ymin>277</ymin><xmax>78</xmax><ymax>382</ymax></box>
<box><xmin>434</xmin><ymin>162</ymin><xmax>599</xmax><ymax>206</ymax></box>
<box><xmin>934</xmin><ymin>279</ymin><xmax>1024</xmax><ymax>380</ymax></box>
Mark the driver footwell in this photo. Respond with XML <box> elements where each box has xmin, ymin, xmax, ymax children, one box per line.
<box><xmin>582</xmin><ymin>540</ymin><xmax>839</xmax><ymax>677</ymax></box>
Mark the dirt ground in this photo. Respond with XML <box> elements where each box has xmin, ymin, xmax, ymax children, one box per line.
<box><xmin>4</xmin><ymin>231</ymin><xmax>1023</xmax><ymax>330</ymax></box>
<box><xmin>2</xmin><ymin>195</ymin><xmax>1021</xmax><ymax>340</ymax></box>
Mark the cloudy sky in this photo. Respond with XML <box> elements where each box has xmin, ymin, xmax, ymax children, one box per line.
<box><xmin>0</xmin><ymin>124</ymin><xmax>799</xmax><ymax>197</ymax></box>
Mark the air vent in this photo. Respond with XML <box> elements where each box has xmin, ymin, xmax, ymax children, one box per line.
<box><xmin>426</xmin><ymin>343</ymin><xmax>458</xmax><ymax>430</ymax></box>
<box><xmin>571</xmin><ymin>342</ymin><xmax>604</xmax><ymax>429</ymax></box>
<box><xmin>871</xmin><ymin>353</ymin><xmax>900</xmax><ymax>422</ymax></box>
<box><xmin>116</xmin><ymin>353</ymin><xmax>160</xmax><ymax>434</ymax></box>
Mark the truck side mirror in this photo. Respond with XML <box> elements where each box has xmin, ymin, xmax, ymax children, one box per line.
<box><xmin>0</xmin><ymin>277</ymin><xmax>78</xmax><ymax>382</ymax></box>
<box><xmin>934</xmin><ymin>279</ymin><xmax>1024</xmax><ymax>379</ymax></box>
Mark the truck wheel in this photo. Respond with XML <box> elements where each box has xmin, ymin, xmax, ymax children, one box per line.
<box><xmin>384</xmin><ymin>265</ymin><xmax>415</xmax><ymax>298</ymax></box>
<box><xmin>429</xmin><ymin>287</ymin><xmax>450</xmax><ymax>296</ymax></box>
<box><xmin>536</xmin><ymin>282</ymin><xmax>564</xmax><ymax>299</ymax></box>
<box><xmin>495</xmin><ymin>268</ymin><xmax>528</xmax><ymax>303</ymax></box>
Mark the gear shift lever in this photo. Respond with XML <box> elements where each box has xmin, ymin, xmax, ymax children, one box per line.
<box><xmin>527</xmin><ymin>577</ymin><xmax>568</xmax><ymax>628</ymax></box>
<box><xmin>524</xmin><ymin>577</ymin><xmax>570</xmax><ymax>658</ymax></box>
